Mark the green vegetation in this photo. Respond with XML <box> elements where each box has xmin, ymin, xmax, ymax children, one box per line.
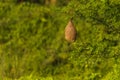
<box><xmin>0</xmin><ymin>0</ymin><xmax>120</xmax><ymax>80</ymax></box>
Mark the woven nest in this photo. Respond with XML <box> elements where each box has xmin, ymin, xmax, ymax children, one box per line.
<box><xmin>65</xmin><ymin>19</ymin><xmax>77</xmax><ymax>42</ymax></box>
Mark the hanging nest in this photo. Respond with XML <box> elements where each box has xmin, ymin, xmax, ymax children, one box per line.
<box><xmin>65</xmin><ymin>19</ymin><xmax>77</xmax><ymax>42</ymax></box>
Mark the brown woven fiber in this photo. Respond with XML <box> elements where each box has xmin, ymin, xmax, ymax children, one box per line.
<box><xmin>65</xmin><ymin>19</ymin><xmax>77</xmax><ymax>42</ymax></box>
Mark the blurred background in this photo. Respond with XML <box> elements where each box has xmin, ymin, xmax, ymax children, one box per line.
<box><xmin>0</xmin><ymin>0</ymin><xmax>120</xmax><ymax>80</ymax></box>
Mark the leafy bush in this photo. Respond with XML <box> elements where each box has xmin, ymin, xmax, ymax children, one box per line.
<box><xmin>0</xmin><ymin>0</ymin><xmax>120</xmax><ymax>80</ymax></box>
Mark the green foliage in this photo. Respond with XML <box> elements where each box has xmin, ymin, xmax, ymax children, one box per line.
<box><xmin>0</xmin><ymin>0</ymin><xmax>120</xmax><ymax>80</ymax></box>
